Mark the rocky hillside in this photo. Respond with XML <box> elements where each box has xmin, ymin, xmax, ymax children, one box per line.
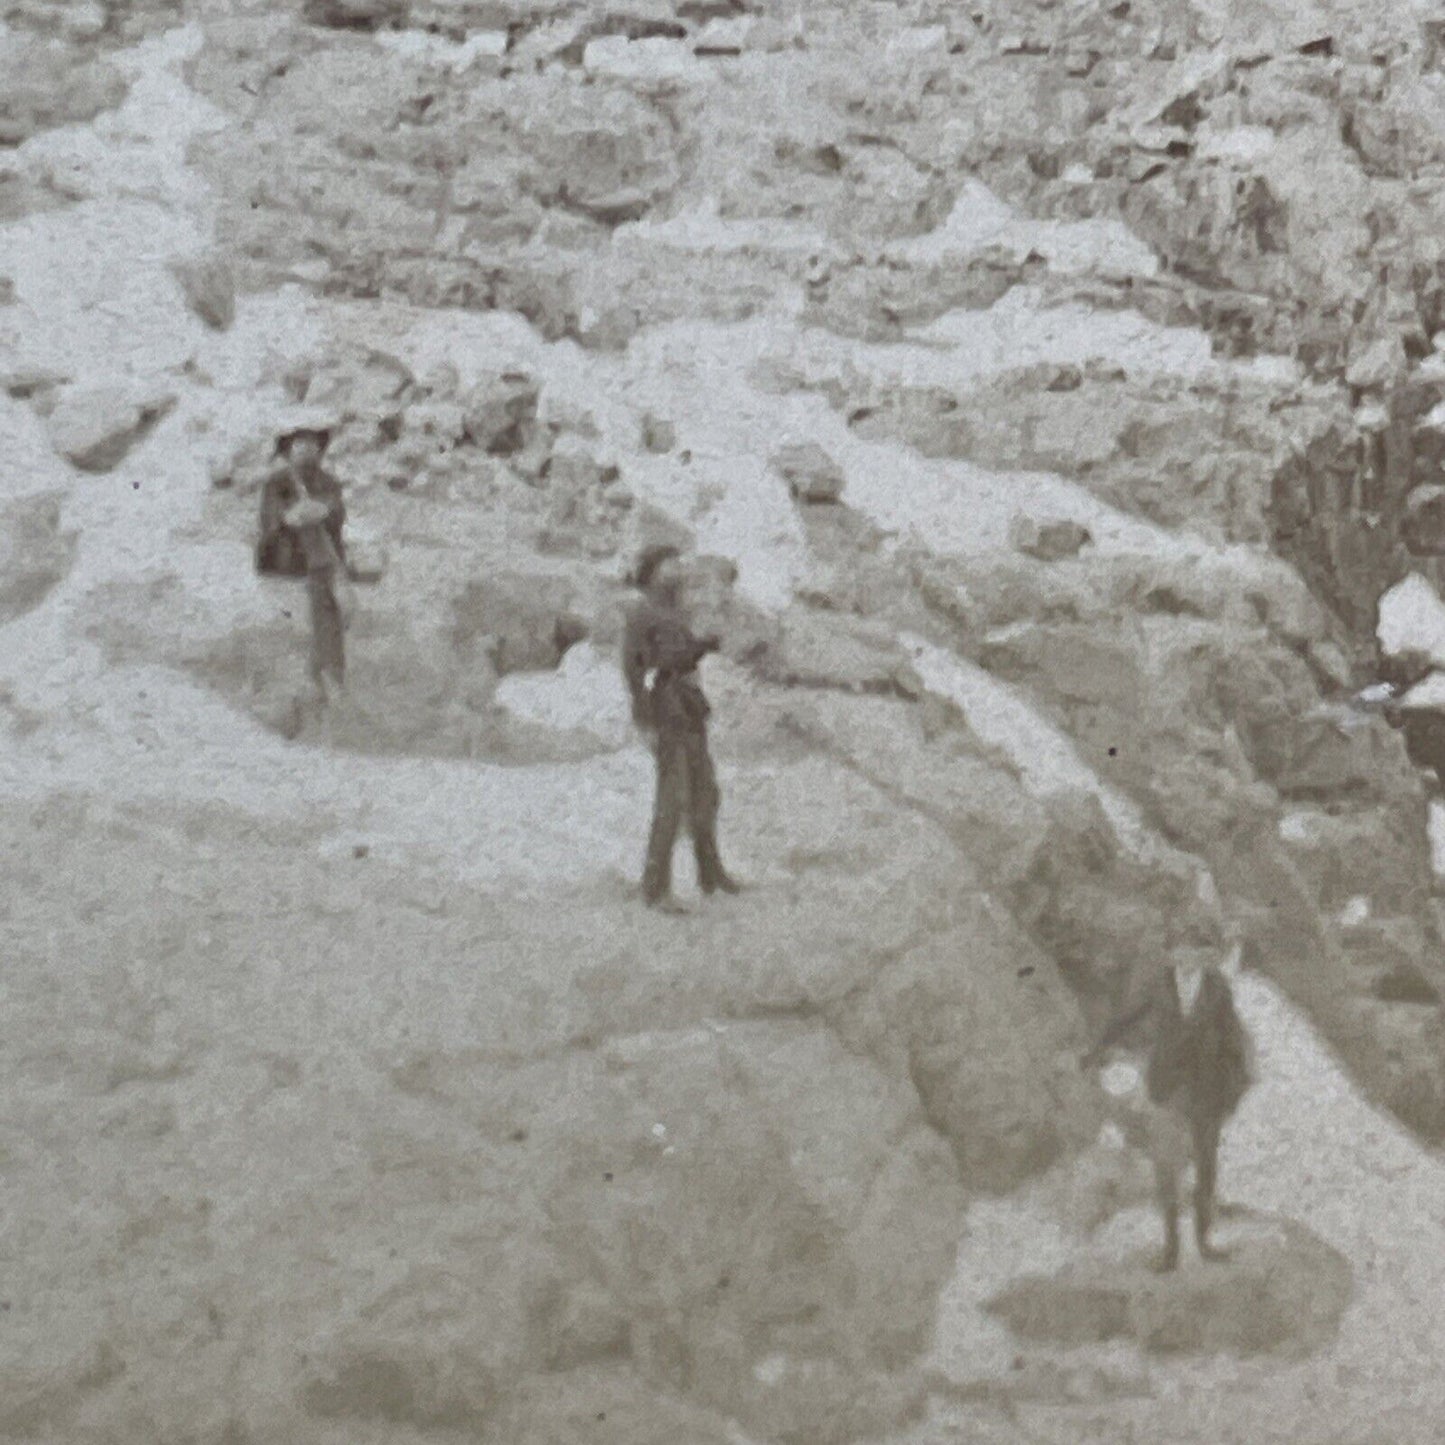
<box><xmin>5</xmin><ymin>0</ymin><xmax>1445</xmax><ymax>1441</ymax></box>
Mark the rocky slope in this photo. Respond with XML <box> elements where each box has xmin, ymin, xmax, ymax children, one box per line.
<box><xmin>4</xmin><ymin>0</ymin><xmax>1445</xmax><ymax>1441</ymax></box>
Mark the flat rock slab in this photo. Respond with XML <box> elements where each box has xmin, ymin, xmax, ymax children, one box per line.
<box><xmin>985</xmin><ymin>1211</ymin><xmax>1352</xmax><ymax>1360</ymax></box>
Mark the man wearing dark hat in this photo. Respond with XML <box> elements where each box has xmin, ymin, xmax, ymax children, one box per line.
<box><xmin>255</xmin><ymin>412</ymin><xmax>348</xmax><ymax>579</ymax></box>
<box><xmin>622</xmin><ymin>543</ymin><xmax>741</xmax><ymax>911</ymax></box>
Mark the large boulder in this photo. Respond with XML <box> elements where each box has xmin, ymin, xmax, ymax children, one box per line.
<box><xmin>449</xmin><ymin>569</ymin><xmax>589</xmax><ymax>676</ymax></box>
<box><xmin>515</xmin><ymin>84</ymin><xmax>681</xmax><ymax>226</ymax></box>
<box><xmin>295</xmin><ymin>1017</ymin><xmax>965</xmax><ymax>1445</ymax></box>
<box><xmin>47</xmin><ymin>384</ymin><xmax>176</xmax><ymax>474</ymax></box>
<box><xmin>831</xmin><ymin>900</ymin><xmax>1101</xmax><ymax>1192</ymax></box>
<box><xmin>544</xmin><ymin>1021</ymin><xmax>963</xmax><ymax>1443</ymax></box>
<box><xmin>979</xmin><ymin>617</ymin><xmax>1419</xmax><ymax>811</ymax></box>
<box><xmin>0</xmin><ymin>40</ymin><xmax>127</xmax><ymax>144</ymax></box>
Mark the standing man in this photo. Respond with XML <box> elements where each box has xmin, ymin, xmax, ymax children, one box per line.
<box><xmin>256</xmin><ymin>410</ymin><xmax>348</xmax><ymax>579</ymax></box>
<box><xmin>1080</xmin><ymin>945</ymin><xmax>1253</xmax><ymax>1272</ymax></box>
<box><xmin>622</xmin><ymin>544</ymin><xmax>741</xmax><ymax>912</ymax></box>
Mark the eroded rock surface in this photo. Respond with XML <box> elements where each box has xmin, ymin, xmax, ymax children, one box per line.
<box><xmin>7</xmin><ymin>0</ymin><xmax>1445</xmax><ymax>1442</ymax></box>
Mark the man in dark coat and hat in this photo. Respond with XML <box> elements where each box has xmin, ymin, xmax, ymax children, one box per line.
<box><xmin>255</xmin><ymin>408</ymin><xmax>348</xmax><ymax>579</ymax></box>
<box><xmin>1080</xmin><ymin>943</ymin><xmax>1254</xmax><ymax>1272</ymax></box>
<box><xmin>622</xmin><ymin>543</ymin><xmax>742</xmax><ymax>912</ymax></box>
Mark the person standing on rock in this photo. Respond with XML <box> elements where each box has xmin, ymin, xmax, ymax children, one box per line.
<box><xmin>283</xmin><ymin>492</ymin><xmax>354</xmax><ymax>708</ymax></box>
<box><xmin>622</xmin><ymin>543</ymin><xmax>741</xmax><ymax>913</ymax></box>
<box><xmin>255</xmin><ymin>410</ymin><xmax>348</xmax><ymax>579</ymax></box>
<box><xmin>1080</xmin><ymin>945</ymin><xmax>1254</xmax><ymax>1272</ymax></box>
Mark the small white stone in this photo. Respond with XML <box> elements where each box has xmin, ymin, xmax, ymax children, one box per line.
<box><xmin>1339</xmin><ymin>896</ymin><xmax>1371</xmax><ymax>928</ymax></box>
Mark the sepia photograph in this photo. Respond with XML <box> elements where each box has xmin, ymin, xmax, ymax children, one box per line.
<box><xmin>3</xmin><ymin>0</ymin><xmax>1445</xmax><ymax>1439</ymax></box>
